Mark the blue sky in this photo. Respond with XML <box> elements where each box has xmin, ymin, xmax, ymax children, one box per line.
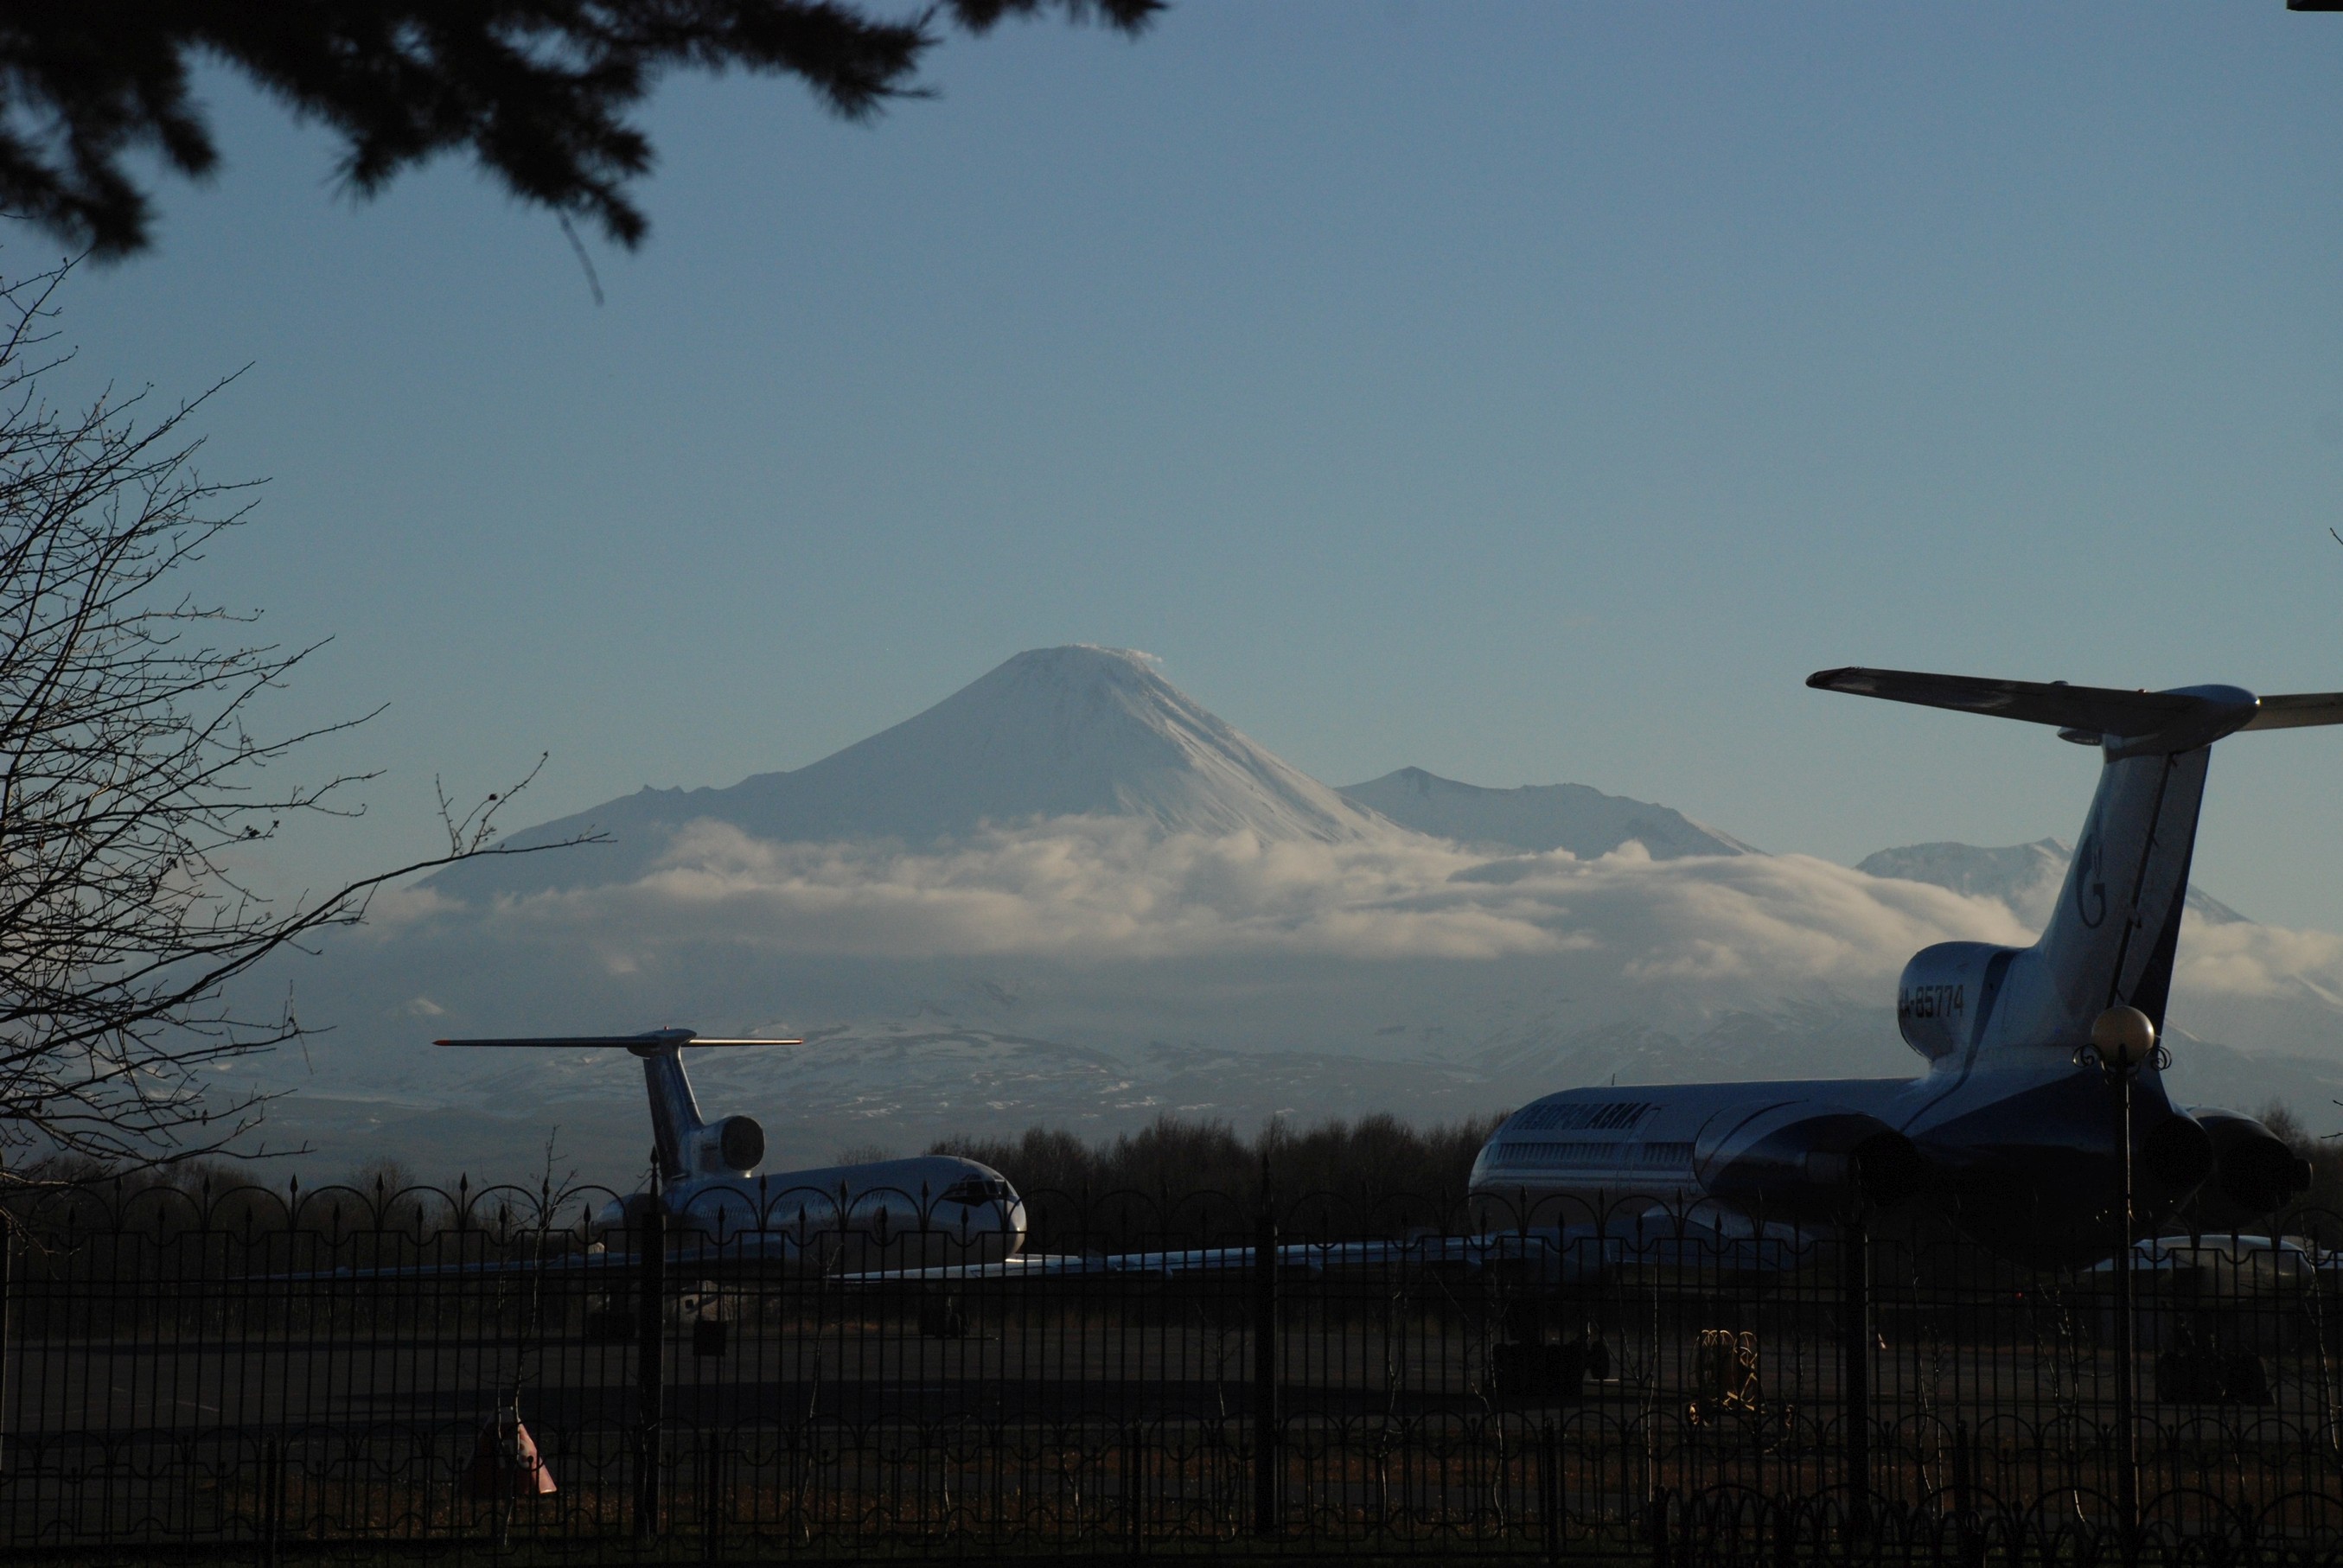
<box><xmin>52</xmin><ymin>2</ymin><xmax>2343</xmax><ymax>927</ymax></box>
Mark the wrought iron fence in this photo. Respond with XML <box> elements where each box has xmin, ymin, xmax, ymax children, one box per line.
<box><xmin>0</xmin><ymin>1176</ymin><xmax>2340</xmax><ymax>1564</ymax></box>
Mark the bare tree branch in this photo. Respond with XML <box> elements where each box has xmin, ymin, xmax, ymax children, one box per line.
<box><xmin>0</xmin><ymin>256</ymin><xmax>601</xmax><ymax>1171</ymax></box>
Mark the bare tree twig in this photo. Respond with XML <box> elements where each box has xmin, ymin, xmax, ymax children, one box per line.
<box><xmin>437</xmin><ymin>752</ymin><xmax>554</xmax><ymax>857</ymax></box>
<box><xmin>556</xmin><ymin>217</ymin><xmax>604</xmax><ymax>308</ymax></box>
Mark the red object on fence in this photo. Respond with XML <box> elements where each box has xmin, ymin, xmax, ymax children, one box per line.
<box><xmin>463</xmin><ymin>1410</ymin><xmax>558</xmax><ymax>1498</ymax></box>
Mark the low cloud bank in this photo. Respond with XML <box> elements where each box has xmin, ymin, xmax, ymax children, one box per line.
<box><xmin>370</xmin><ymin>816</ymin><xmax>2044</xmax><ymax>977</ymax></box>
<box><xmin>356</xmin><ymin>815</ymin><xmax>2343</xmax><ymax>1013</ymax></box>
<box><xmin>2174</xmin><ymin>920</ymin><xmax>2343</xmax><ymax>999</ymax></box>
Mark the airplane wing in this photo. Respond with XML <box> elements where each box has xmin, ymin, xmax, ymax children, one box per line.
<box><xmin>840</xmin><ymin>1226</ymin><xmax>1816</xmax><ymax>1285</ymax></box>
<box><xmin>261</xmin><ymin>1234</ymin><xmax>808</xmax><ymax>1284</ymax></box>
<box><xmin>436</xmin><ymin>1034</ymin><xmax>801</xmax><ymax>1049</ymax></box>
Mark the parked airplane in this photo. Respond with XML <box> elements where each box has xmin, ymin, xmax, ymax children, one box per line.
<box><xmin>425</xmin><ymin>1037</ymin><xmax>1804</xmax><ymax>1287</ymax></box>
<box><xmin>403</xmin><ymin>1033</ymin><xmax>1791</xmax><ymax>1291</ymax></box>
<box><xmin>433</xmin><ymin>1030</ymin><xmax>1029</xmax><ymax>1267</ymax></box>
<box><xmin>1470</xmin><ymin>669</ymin><xmax>2331</xmax><ymax>1265</ymax></box>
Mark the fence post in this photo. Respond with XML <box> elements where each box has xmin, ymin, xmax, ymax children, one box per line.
<box><xmin>1953</xmin><ymin>1418</ymin><xmax>1977</xmax><ymax>1568</ymax></box>
<box><xmin>635</xmin><ymin>1182</ymin><xmax>666</xmax><ymax>1543</ymax></box>
<box><xmin>259</xmin><ymin>1435</ymin><xmax>284</xmax><ymax>1568</ymax></box>
<box><xmin>1540</xmin><ymin>1417</ymin><xmax>1561</xmax><ymax>1565</ymax></box>
<box><xmin>2108</xmin><ymin>1061</ymin><xmax>2140</xmax><ymax>1543</ymax></box>
<box><xmin>700</xmin><ymin>1426</ymin><xmax>722</xmax><ymax>1566</ymax></box>
<box><xmin>1952</xmin><ymin>1417</ymin><xmax>1971</xmax><ymax>1516</ymax></box>
<box><xmin>1125</xmin><ymin>1421</ymin><xmax>1144</xmax><ymax>1562</ymax></box>
<box><xmin>0</xmin><ymin>1209</ymin><xmax>11</xmax><ymax>1477</ymax></box>
<box><xmin>1252</xmin><ymin>1184</ymin><xmax>1278</xmax><ymax>1539</ymax></box>
<box><xmin>1841</xmin><ymin>1218</ymin><xmax>1870</xmax><ymax>1528</ymax></box>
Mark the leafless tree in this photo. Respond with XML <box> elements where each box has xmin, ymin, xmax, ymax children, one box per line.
<box><xmin>0</xmin><ymin>257</ymin><xmax>591</xmax><ymax>1170</ymax></box>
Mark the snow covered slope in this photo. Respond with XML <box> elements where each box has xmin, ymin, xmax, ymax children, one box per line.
<box><xmin>434</xmin><ymin>646</ymin><xmax>1395</xmax><ymax>896</ymax></box>
<box><xmin>1339</xmin><ymin>768</ymin><xmax>1755</xmax><ymax>859</ymax></box>
<box><xmin>1857</xmin><ymin>838</ymin><xmax>2246</xmax><ymax>926</ymax></box>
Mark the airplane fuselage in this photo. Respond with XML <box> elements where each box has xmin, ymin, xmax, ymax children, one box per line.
<box><xmin>1470</xmin><ymin>1057</ymin><xmax>2196</xmax><ymax>1265</ymax></box>
<box><xmin>595</xmin><ymin>1154</ymin><xmax>1030</xmax><ymax>1268</ymax></box>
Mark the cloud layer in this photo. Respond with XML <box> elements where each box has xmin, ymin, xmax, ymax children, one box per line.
<box><xmin>375</xmin><ymin>815</ymin><xmax>2041</xmax><ymax>974</ymax></box>
<box><xmin>356</xmin><ymin>814</ymin><xmax>2343</xmax><ymax>1020</ymax></box>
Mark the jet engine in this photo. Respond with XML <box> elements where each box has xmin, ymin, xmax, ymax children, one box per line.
<box><xmin>1896</xmin><ymin>941</ymin><xmax>2020</xmax><ymax>1063</ymax></box>
<box><xmin>2138</xmin><ymin>1110</ymin><xmax>2214</xmax><ymax>1197</ymax></box>
<box><xmin>684</xmin><ymin>1114</ymin><xmax>764</xmax><ymax>1176</ymax></box>
<box><xmin>1708</xmin><ymin>1107</ymin><xmax>1928</xmax><ymax>1218</ymax></box>
<box><xmin>2188</xmin><ymin>1110</ymin><xmax>2313</xmax><ymax>1227</ymax></box>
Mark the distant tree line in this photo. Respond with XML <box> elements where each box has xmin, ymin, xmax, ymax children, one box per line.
<box><xmin>932</xmin><ymin>1112</ymin><xmax>1505</xmax><ymax>1227</ymax></box>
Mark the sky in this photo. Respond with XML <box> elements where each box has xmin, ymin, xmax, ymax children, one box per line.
<box><xmin>48</xmin><ymin>2</ymin><xmax>2343</xmax><ymax>930</ymax></box>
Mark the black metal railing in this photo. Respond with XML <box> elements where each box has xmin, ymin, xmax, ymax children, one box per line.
<box><xmin>0</xmin><ymin>1178</ymin><xmax>2338</xmax><ymax>1563</ymax></box>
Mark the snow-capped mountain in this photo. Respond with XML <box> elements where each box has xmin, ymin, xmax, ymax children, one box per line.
<box><xmin>1340</xmin><ymin>768</ymin><xmax>1756</xmax><ymax>859</ymax></box>
<box><xmin>433</xmin><ymin>646</ymin><xmax>1394</xmax><ymax>896</ymax></box>
<box><xmin>1856</xmin><ymin>838</ymin><xmax>2247</xmax><ymax>926</ymax></box>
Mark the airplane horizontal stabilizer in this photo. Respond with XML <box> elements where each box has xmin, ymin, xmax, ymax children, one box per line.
<box><xmin>1805</xmin><ymin>668</ymin><xmax>2239</xmax><ymax>737</ymax></box>
<box><xmin>2240</xmin><ymin>691</ymin><xmax>2343</xmax><ymax>730</ymax></box>
<box><xmin>1810</xmin><ymin>667</ymin><xmax>2343</xmax><ymax>752</ymax></box>
<box><xmin>433</xmin><ymin>1030</ymin><xmax>798</xmax><ymax>1183</ymax></box>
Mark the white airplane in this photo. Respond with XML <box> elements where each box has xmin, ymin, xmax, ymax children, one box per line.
<box><xmin>434</xmin><ymin>1030</ymin><xmax>1028</xmax><ymax>1267</ymax></box>
<box><xmin>1470</xmin><ymin>668</ymin><xmax>2333</xmax><ymax>1265</ymax></box>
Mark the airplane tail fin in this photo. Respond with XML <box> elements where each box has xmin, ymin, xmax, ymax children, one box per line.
<box><xmin>1810</xmin><ymin>669</ymin><xmax>2343</xmax><ymax>1048</ymax></box>
<box><xmin>2038</xmin><ymin>746</ymin><xmax>2211</xmax><ymax>1033</ymax></box>
<box><xmin>437</xmin><ymin>1030</ymin><xmax>799</xmax><ymax>1180</ymax></box>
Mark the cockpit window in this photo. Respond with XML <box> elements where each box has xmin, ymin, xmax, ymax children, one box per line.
<box><xmin>940</xmin><ymin>1176</ymin><xmax>1012</xmax><ymax>1204</ymax></box>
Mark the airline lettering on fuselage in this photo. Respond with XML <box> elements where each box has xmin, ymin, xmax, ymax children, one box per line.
<box><xmin>1489</xmin><ymin>1139</ymin><xmax>1695</xmax><ymax>1172</ymax></box>
<box><xmin>2073</xmin><ymin>827</ymin><xmax>2107</xmax><ymax>929</ymax></box>
<box><xmin>1506</xmin><ymin>1100</ymin><xmax>1657</xmax><ymax>1133</ymax></box>
<box><xmin>1897</xmin><ymin>984</ymin><xmax>1963</xmax><ymax>1024</ymax></box>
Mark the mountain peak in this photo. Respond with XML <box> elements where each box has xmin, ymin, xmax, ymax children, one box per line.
<box><xmin>433</xmin><ymin>647</ymin><xmax>1391</xmax><ymax>896</ymax></box>
<box><xmin>793</xmin><ymin>644</ymin><xmax>1383</xmax><ymax>842</ymax></box>
<box><xmin>1337</xmin><ymin>768</ymin><xmax>1756</xmax><ymax>859</ymax></box>
<box><xmin>1001</xmin><ymin>643</ymin><xmax>1160</xmax><ymax>675</ymax></box>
